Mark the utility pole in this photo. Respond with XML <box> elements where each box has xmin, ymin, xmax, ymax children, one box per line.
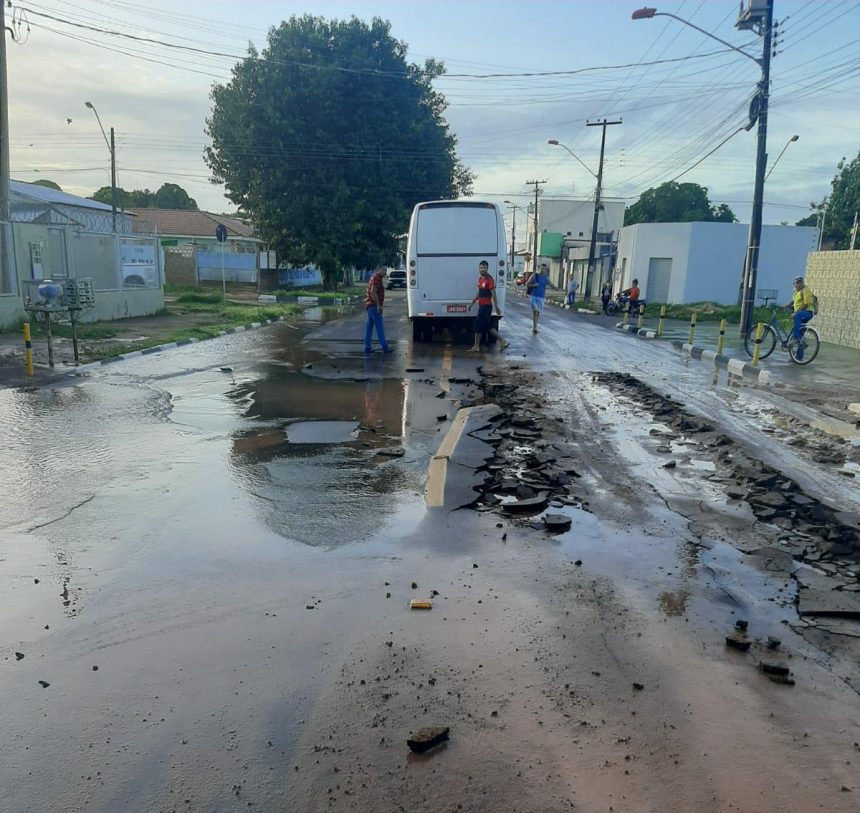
<box><xmin>818</xmin><ymin>202</ymin><xmax>828</xmax><ymax>251</ymax></box>
<box><xmin>738</xmin><ymin>0</ymin><xmax>774</xmax><ymax>337</ymax></box>
<box><xmin>849</xmin><ymin>211</ymin><xmax>858</xmax><ymax>251</ymax></box>
<box><xmin>0</xmin><ymin>1</ymin><xmax>11</xmax><ymax>223</ymax></box>
<box><xmin>525</xmin><ymin>179</ymin><xmax>546</xmax><ymax>274</ymax></box>
<box><xmin>585</xmin><ymin>118</ymin><xmax>621</xmax><ymax>294</ymax></box>
<box><xmin>110</xmin><ymin>127</ymin><xmax>117</xmax><ymax>233</ymax></box>
<box><xmin>508</xmin><ymin>206</ymin><xmax>516</xmax><ymax>272</ymax></box>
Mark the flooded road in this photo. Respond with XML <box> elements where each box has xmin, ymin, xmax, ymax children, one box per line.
<box><xmin>1</xmin><ymin>293</ymin><xmax>858</xmax><ymax>812</ymax></box>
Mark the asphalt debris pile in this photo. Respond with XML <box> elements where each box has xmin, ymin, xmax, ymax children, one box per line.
<box><xmin>465</xmin><ymin>369</ymin><xmax>584</xmax><ymax>526</ymax></box>
<box><xmin>592</xmin><ymin>372</ymin><xmax>859</xmax><ymax>566</ymax></box>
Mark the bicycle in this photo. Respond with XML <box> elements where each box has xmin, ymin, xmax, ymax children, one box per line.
<box><xmin>743</xmin><ymin>304</ymin><xmax>820</xmax><ymax>365</ymax></box>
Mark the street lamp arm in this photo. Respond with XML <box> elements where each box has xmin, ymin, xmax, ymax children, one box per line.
<box><xmin>548</xmin><ymin>140</ymin><xmax>597</xmax><ymax>178</ymax></box>
<box><xmin>84</xmin><ymin>102</ymin><xmax>111</xmax><ymax>152</ymax></box>
<box><xmin>634</xmin><ymin>10</ymin><xmax>762</xmax><ymax>67</ymax></box>
<box><xmin>764</xmin><ymin>134</ymin><xmax>799</xmax><ymax>182</ymax></box>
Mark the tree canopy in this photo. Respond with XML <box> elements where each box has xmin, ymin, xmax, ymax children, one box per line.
<box><xmin>32</xmin><ymin>179</ymin><xmax>62</xmax><ymax>191</ymax></box>
<box><xmin>624</xmin><ymin>182</ymin><xmax>737</xmax><ymax>226</ymax></box>
<box><xmin>90</xmin><ymin>183</ymin><xmax>197</xmax><ymax>210</ymax></box>
<box><xmin>205</xmin><ymin>15</ymin><xmax>472</xmax><ymax>288</ymax></box>
<box><xmin>796</xmin><ymin>151</ymin><xmax>860</xmax><ymax>248</ymax></box>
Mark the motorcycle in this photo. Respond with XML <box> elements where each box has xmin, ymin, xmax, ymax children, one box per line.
<box><xmin>606</xmin><ymin>293</ymin><xmax>645</xmax><ymax>316</ymax></box>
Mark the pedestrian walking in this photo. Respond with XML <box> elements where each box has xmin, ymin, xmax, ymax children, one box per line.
<box><xmin>528</xmin><ymin>263</ymin><xmax>549</xmax><ymax>334</ymax></box>
<box><xmin>469</xmin><ymin>260</ymin><xmax>509</xmax><ymax>352</ymax></box>
<box><xmin>566</xmin><ymin>277</ymin><xmax>578</xmax><ymax>307</ymax></box>
<box><xmin>364</xmin><ymin>265</ymin><xmax>392</xmax><ymax>354</ymax></box>
<box><xmin>601</xmin><ymin>282</ymin><xmax>612</xmax><ymax>315</ymax></box>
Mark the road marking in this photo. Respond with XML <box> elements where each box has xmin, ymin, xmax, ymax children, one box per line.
<box><xmin>439</xmin><ymin>341</ymin><xmax>453</xmax><ymax>394</ymax></box>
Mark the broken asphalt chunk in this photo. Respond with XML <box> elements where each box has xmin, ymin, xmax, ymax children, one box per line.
<box><xmin>758</xmin><ymin>662</ymin><xmax>790</xmax><ymax>677</ymax></box>
<box><xmin>407</xmin><ymin>726</ymin><xmax>449</xmax><ymax>754</ymax></box>
<box><xmin>501</xmin><ymin>492</ymin><xmax>549</xmax><ymax>514</ymax></box>
<box><xmin>725</xmin><ymin>635</ymin><xmax>751</xmax><ymax>652</ymax></box>
<box><xmin>543</xmin><ymin>513</ymin><xmax>572</xmax><ymax>533</ymax></box>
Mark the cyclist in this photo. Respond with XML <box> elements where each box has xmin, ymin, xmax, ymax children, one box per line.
<box><xmin>785</xmin><ymin>276</ymin><xmax>815</xmax><ymax>359</ymax></box>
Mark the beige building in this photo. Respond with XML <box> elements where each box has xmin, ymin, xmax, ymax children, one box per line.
<box><xmin>805</xmin><ymin>251</ymin><xmax>860</xmax><ymax>350</ymax></box>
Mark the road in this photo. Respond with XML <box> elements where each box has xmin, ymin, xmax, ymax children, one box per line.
<box><xmin>1</xmin><ymin>292</ymin><xmax>858</xmax><ymax>812</ymax></box>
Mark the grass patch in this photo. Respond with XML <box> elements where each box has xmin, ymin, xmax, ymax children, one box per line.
<box><xmin>27</xmin><ymin>318</ymin><xmax>120</xmax><ymax>340</ymax></box>
<box><xmin>82</xmin><ymin>301</ymin><xmax>304</xmax><ymax>360</ymax></box>
<box><xmin>642</xmin><ymin>302</ymin><xmax>776</xmax><ymax>324</ymax></box>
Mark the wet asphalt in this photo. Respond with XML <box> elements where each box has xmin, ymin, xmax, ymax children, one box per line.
<box><xmin>1</xmin><ymin>292</ymin><xmax>859</xmax><ymax>812</ymax></box>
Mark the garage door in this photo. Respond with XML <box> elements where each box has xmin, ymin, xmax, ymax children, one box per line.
<box><xmin>647</xmin><ymin>257</ymin><xmax>672</xmax><ymax>303</ymax></box>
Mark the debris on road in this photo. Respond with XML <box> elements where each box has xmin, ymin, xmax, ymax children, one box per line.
<box><xmin>758</xmin><ymin>662</ymin><xmax>791</xmax><ymax>677</ymax></box>
<box><xmin>406</xmin><ymin>726</ymin><xmax>449</xmax><ymax>754</ymax></box>
<box><xmin>725</xmin><ymin>634</ymin><xmax>751</xmax><ymax>652</ymax></box>
<box><xmin>409</xmin><ymin>599</ymin><xmax>432</xmax><ymax>610</ymax></box>
<box><xmin>15</xmin><ymin>652</ymin><xmax>24</xmax><ymax>661</ymax></box>
<box><xmin>543</xmin><ymin>513</ymin><xmax>572</xmax><ymax>533</ymax></box>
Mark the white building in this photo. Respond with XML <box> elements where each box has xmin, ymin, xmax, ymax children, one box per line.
<box><xmin>614</xmin><ymin>222</ymin><xmax>819</xmax><ymax>304</ymax></box>
<box><xmin>524</xmin><ymin>197</ymin><xmax>626</xmax><ymax>293</ymax></box>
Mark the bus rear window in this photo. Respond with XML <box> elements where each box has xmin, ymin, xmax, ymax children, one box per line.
<box><xmin>416</xmin><ymin>205</ymin><xmax>498</xmax><ymax>256</ymax></box>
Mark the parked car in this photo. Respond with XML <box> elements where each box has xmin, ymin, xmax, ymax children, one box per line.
<box><xmin>386</xmin><ymin>269</ymin><xmax>407</xmax><ymax>290</ymax></box>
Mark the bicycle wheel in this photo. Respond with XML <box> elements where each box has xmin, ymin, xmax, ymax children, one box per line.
<box><xmin>744</xmin><ymin>324</ymin><xmax>777</xmax><ymax>359</ymax></box>
<box><xmin>788</xmin><ymin>325</ymin><xmax>820</xmax><ymax>365</ymax></box>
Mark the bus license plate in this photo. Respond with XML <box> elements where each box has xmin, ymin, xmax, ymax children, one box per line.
<box><xmin>446</xmin><ymin>305</ymin><xmax>468</xmax><ymax>313</ymax></box>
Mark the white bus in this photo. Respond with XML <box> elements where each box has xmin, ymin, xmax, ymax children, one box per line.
<box><xmin>405</xmin><ymin>200</ymin><xmax>508</xmax><ymax>343</ymax></box>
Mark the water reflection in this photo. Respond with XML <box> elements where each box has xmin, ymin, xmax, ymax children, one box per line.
<box><xmin>225</xmin><ymin>366</ymin><xmax>417</xmax><ymax>547</ymax></box>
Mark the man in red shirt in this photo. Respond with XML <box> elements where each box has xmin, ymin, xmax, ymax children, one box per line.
<box><xmin>468</xmin><ymin>260</ymin><xmax>509</xmax><ymax>352</ymax></box>
<box><xmin>364</xmin><ymin>266</ymin><xmax>392</xmax><ymax>354</ymax></box>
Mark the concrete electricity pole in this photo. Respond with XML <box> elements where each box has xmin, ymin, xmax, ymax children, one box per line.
<box><xmin>850</xmin><ymin>211</ymin><xmax>858</xmax><ymax>251</ymax></box>
<box><xmin>737</xmin><ymin>0</ymin><xmax>775</xmax><ymax>337</ymax></box>
<box><xmin>525</xmin><ymin>179</ymin><xmax>546</xmax><ymax>274</ymax></box>
<box><xmin>585</xmin><ymin>118</ymin><xmax>621</xmax><ymax>290</ymax></box>
<box><xmin>632</xmin><ymin>3</ymin><xmax>774</xmax><ymax>337</ymax></box>
<box><xmin>0</xmin><ymin>1</ymin><xmax>11</xmax><ymax>223</ymax></box>
<box><xmin>508</xmin><ymin>205</ymin><xmax>517</xmax><ymax>271</ymax></box>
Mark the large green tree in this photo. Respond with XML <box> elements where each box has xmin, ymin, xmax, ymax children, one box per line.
<box><xmin>90</xmin><ymin>183</ymin><xmax>197</xmax><ymax>210</ymax></box>
<box><xmin>796</xmin><ymin>152</ymin><xmax>860</xmax><ymax>248</ymax></box>
<box><xmin>624</xmin><ymin>182</ymin><xmax>737</xmax><ymax>226</ymax></box>
<box><xmin>205</xmin><ymin>15</ymin><xmax>472</xmax><ymax>288</ymax></box>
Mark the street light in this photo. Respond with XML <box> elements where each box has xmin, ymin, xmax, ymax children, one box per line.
<box><xmin>547</xmin><ymin>139</ymin><xmax>597</xmax><ymax>179</ymax></box>
<box><xmin>633</xmin><ymin>2</ymin><xmax>773</xmax><ymax>338</ymax></box>
<box><xmin>764</xmin><ymin>134</ymin><xmax>799</xmax><ymax>182</ymax></box>
<box><xmin>503</xmin><ymin>199</ymin><xmax>531</xmax><ymax>274</ymax></box>
<box><xmin>84</xmin><ymin>101</ymin><xmax>117</xmax><ymax>233</ymax></box>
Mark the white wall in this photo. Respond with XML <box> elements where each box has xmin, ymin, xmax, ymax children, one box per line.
<box><xmin>616</xmin><ymin>222</ymin><xmax>818</xmax><ymax>304</ymax></box>
<box><xmin>615</xmin><ymin>223</ymin><xmax>693</xmax><ymax>301</ymax></box>
<box><xmin>528</xmin><ymin>198</ymin><xmax>626</xmax><ymax>246</ymax></box>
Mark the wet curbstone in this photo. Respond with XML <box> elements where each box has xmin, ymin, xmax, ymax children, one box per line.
<box><xmin>615</xmin><ymin>323</ymin><xmax>657</xmax><ymax>339</ymax></box>
<box><xmin>671</xmin><ymin>340</ymin><xmax>772</xmax><ymax>384</ymax></box>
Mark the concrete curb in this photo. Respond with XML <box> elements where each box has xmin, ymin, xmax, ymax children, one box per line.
<box><xmin>425</xmin><ymin>404</ymin><xmax>502</xmax><ymax>510</ymax></box>
<box><xmin>671</xmin><ymin>340</ymin><xmax>772</xmax><ymax>383</ymax></box>
<box><xmin>615</xmin><ymin>323</ymin><xmax>657</xmax><ymax>339</ymax></box>
<box><xmin>69</xmin><ymin>316</ymin><xmax>289</xmax><ymax>375</ymax></box>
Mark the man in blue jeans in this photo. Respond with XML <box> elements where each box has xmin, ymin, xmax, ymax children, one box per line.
<box><xmin>786</xmin><ymin>276</ymin><xmax>815</xmax><ymax>359</ymax></box>
<box><xmin>364</xmin><ymin>266</ymin><xmax>392</xmax><ymax>354</ymax></box>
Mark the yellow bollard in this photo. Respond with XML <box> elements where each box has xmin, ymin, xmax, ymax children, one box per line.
<box><xmin>688</xmin><ymin>312</ymin><xmax>697</xmax><ymax>345</ymax></box>
<box><xmin>657</xmin><ymin>305</ymin><xmax>666</xmax><ymax>337</ymax></box>
<box><xmin>636</xmin><ymin>304</ymin><xmax>644</xmax><ymax>330</ymax></box>
<box><xmin>716</xmin><ymin>318</ymin><xmax>726</xmax><ymax>355</ymax></box>
<box><xmin>23</xmin><ymin>322</ymin><xmax>33</xmax><ymax>376</ymax></box>
<box><xmin>751</xmin><ymin>322</ymin><xmax>764</xmax><ymax>366</ymax></box>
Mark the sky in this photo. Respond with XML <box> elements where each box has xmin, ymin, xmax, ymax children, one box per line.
<box><xmin>7</xmin><ymin>0</ymin><xmax>860</xmax><ymax>235</ymax></box>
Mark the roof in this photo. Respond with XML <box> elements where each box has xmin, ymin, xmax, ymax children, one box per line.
<box><xmin>128</xmin><ymin>208</ymin><xmax>256</xmax><ymax>239</ymax></box>
<box><xmin>10</xmin><ymin>180</ymin><xmax>114</xmax><ymax>212</ymax></box>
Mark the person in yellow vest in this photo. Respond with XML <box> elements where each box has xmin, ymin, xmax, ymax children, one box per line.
<box><xmin>785</xmin><ymin>276</ymin><xmax>815</xmax><ymax>360</ymax></box>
